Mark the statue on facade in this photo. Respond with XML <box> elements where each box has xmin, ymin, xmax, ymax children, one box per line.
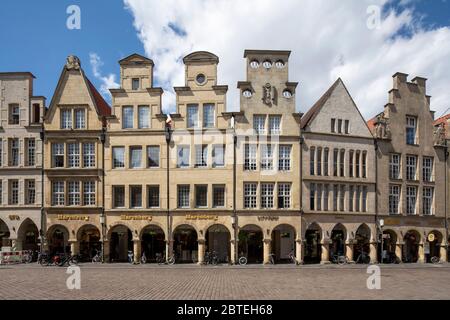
<box><xmin>263</xmin><ymin>83</ymin><xmax>274</xmax><ymax>106</ymax></box>
<box><xmin>66</xmin><ymin>55</ymin><xmax>81</xmax><ymax>70</ymax></box>
<box><xmin>433</xmin><ymin>123</ymin><xmax>446</xmax><ymax>146</ymax></box>
<box><xmin>374</xmin><ymin>113</ymin><xmax>391</xmax><ymax>140</ymax></box>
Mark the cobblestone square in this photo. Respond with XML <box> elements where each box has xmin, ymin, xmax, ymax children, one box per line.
<box><xmin>1</xmin><ymin>263</ymin><xmax>449</xmax><ymax>300</ymax></box>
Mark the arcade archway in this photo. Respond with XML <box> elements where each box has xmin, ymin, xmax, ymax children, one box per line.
<box><xmin>78</xmin><ymin>225</ymin><xmax>101</xmax><ymax>261</ymax></box>
<box><xmin>205</xmin><ymin>224</ymin><xmax>230</xmax><ymax>263</ymax></box>
<box><xmin>271</xmin><ymin>224</ymin><xmax>296</xmax><ymax>263</ymax></box>
<box><xmin>304</xmin><ymin>223</ymin><xmax>322</xmax><ymax>264</ymax></box>
<box><xmin>47</xmin><ymin>225</ymin><xmax>70</xmax><ymax>256</ymax></box>
<box><xmin>109</xmin><ymin>225</ymin><xmax>132</xmax><ymax>262</ymax></box>
<box><xmin>17</xmin><ymin>218</ymin><xmax>39</xmax><ymax>251</ymax></box>
<box><xmin>330</xmin><ymin>223</ymin><xmax>346</xmax><ymax>258</ymax></box>
<box><xmin>403</xmin><ymin>230</ymin><xmax>420</xmax><ymax>263</ymax></box>
<box><xmin>353</xmin><ymin>224</ymin><xmax>371</xmax><ymax>263</ymax></box>
<box><xmin>173</xmin><ymin>225</ymin><xmax>198</xmax><ymax>263</ymax></box>
<box><xmin>0</xmin><ymin>219</ymin><xmax>10</xmax><ymax>247</ymax></box>
<box><xmin>141</xmin><ymin>225</ymin><xmax>166</xmax><ymax>263</ymax></box>
<box><xmin>238</xmin><ymin>225</ymin><xmax>263</xmax><ymax>264</ymax></box>
<box><xmin>425</xmin><ymin>230</ymin><xmax>443</xmax><ymax>263</ymax></box>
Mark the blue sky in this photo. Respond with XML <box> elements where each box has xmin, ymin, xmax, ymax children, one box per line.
<box><xmin>1</xmin><ymin>0</ymin><xmax>449</xmax><ymax>117</ymax></box>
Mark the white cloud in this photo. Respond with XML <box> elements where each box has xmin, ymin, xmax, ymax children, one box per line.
<box><xmin>89</xmin><ymin>52</ymin><xmax>120</xmax><ymax>100</ymax></box>
<box><xmin>124</xmin><ymin>0</ymin><xmax>450</xmax><ymax>119</ymax></box>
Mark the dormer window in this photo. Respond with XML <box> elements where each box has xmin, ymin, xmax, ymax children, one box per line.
<box><xmin>242</xmin><ymin>89</ymin><xmax>252</xmax><ymax>98</ymax></box>
<box><xmin>61</xmin><ymin>109</ymin><xmax>72</xmax><ymax>129</ymax></box>
<box><xmin>250</xmin><ymin>60</ymin><xmax>259</xmax><ymax>69</ymax></box>
<box><xmin>132</xmin><ymin>78</ymin><xmax>140</xmax><ymax>90</ymax></box>
<box><xmin>9</xmin><ymin>104</ymin><xmax>20</xmax><ymax>125</ymax></box>
<box><xmin>262</xmin><ymin>60</ymin><xmax>272</xmax><ymax>69</ymax></box>
<box><xmin>275</xmin><ymin>60</ymin><xmax>285</xmax><ymax>68</ymax></box>
<box><xmin>406</xmin><ymin>116</ymin><xmax>417</xmax><ymax>145</ymax></box>
<box><xmin>282</xmin><ymin>90</ymin><xmax>292</xmax><ymax>99</ymax></box>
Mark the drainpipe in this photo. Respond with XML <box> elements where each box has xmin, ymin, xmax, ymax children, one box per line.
<box><xmin>233</xmin><ymin>116</ymin><xmax>238</xmax><ymax>264</ymax></box>
<box><xmin>299</xmin><ymin>134</ymin><xmax>304</xmax><ymax>264</ymax></box>
<box><xmin>39</xmin><ymin>126</ymin><xmax>45</xmax><ymax>254</ymax></box>
<box><xmin>374</xmin><ymin>139</ymin><xmax>380</xmax><ymax>262</ymax></box>
<box><xmin>100</xmin><ymin>126</ymin><xmax>106</xmax><ymax>262</ymax></box>
<box><xmin>165</xmin><ymin>120</ymin><xmax>173</xmax><ymax>262</ymax></box>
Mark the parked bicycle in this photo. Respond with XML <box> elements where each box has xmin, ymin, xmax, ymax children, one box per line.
<box><xmin>141</xmin><ymin>252</ymin><xmax>147</xmax><ymax>264</ymax></box>
<box><xmin>381</xmin><ymin>251</ymin><xmax>400</xmax><ymax>264</ymax></box>
<box><xmin>331</xmin><ymin>253</ymin><xmax>348</xmax><ymax>265</ymax></box>
<box><xmin>156</xmin><ymin>253</ymin><xmax>176</xmax><ymax>265</ymax></box>
<box><xmin>355</xmin><ymin>251</ymin><xmax>370</xmax><ymax>264</ymax></box>
<box><xmin>238</xmin><ymin>255</ymin><xmax>248</xmax><ymax>266</ymax></box>
<box><xmin>268</xmin><ymin>253</ymin><xmax>276</xmax><ymax>265</ymax></box>
<box><xmin>127</xmin><ymin>250</ymin><xmax>134</xmax><ymax>264</ymax></box>
<box><xmin>204</xmin><ymin>251</ymin><xmax>218</xmax><ymax>265</ymax></box>
<box><xmin>57</xmin><ymin>254</ymin><xmax>79</xmax><ymax>267</ymax></box>
<box><xmin>287</xmin><ymin>250</ymin><xmax>297</xmax><ymax>264</ymax></box>
<box><xmin>430</xmin><ymin>256</ymin><xmax>440</xmax><ymax>264</ymax></box>
<box><xmin>92</xmin><ymin>249</ymin><xmax>102</xmax><ymax>263</ymax></box>
<box><xmin>22</xmin><ymin>250</ymin><xmax>33</xmax><ymax>264</ymax></box>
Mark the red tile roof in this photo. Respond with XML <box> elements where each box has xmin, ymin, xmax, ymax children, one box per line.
<box><xmin>86</xmin><ymin>77</ymin><xmax>111</xmax><ymax>116</ymax></box>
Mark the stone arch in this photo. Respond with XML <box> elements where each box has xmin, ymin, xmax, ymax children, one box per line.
<box><xmin>172</xmin><ymin>222</ymin><xmax>200</xmax><ymax>240</ymax></box>
<box><xmin>303</xmin><ymin>222</ymin><xmax>322</xmax><ymax>264</ymax></box>
<box><xmin>353</xmin><ymin>223</ymin><xmax>371</xmax><ymax>262</ymax></box>
<box><xmin>76</xmin><ymin>224</ymin><xmax>101</xmax><ymax>261</ymax></box>
<box><xmin>140</xmin><ymin>224</ymin><xmax>166</xmax><ymax>262</ymax></box>
<box><xmin>403</xmin><ymin>229</ymin><xmax>421</xmax><ymax>263</ymax></box>
<box><xmin>330</xmin><ymin>223</ymin><xmax>347</xmax><ymax>257</ymax></box>
<box><xmin>0</xmin><ymin>218</ymin><xmax>11</xmax><ymax>247</ymax></box>
<box><xmin>172</xmin><ymin>224</ymin><xmax>199</xmax><ymax>263</ymax></box>
<box><xmin>139</xmin><ymin>222</ymin><xmax>166</xmax><ymax>240</ymax></box>
<box><xmin>108</xmin><ymin>224</ymin><xmax>133</xmax><ymax>262</ymax></box>
<box><xmin>17</xmin><ymin>218</ymin><xmax>39</xmax><ymax>251</ymax></box>
<box><xmin>203</xmin><ymin>221</ymin><xmax>233</xmax><ymax>236</ymax></box>
<box><xmin>238</xmin><ymin>224</ymin><xmax>264</xmax><ymax>264</ymax></box>
<box><xmin>426</xmin><ymin>230</ymin><xmax>443</xmax><ymax>263</ymax></box>
<box><xmin>47</xmin><ymin>224</ymin><xmax>70</xmax><ymax>255</ymax></box>
<box><xmin>205</xmin><ymin>224</ymin><xmax>231</xmax><ymax>263</ymax></box>
<box><xmin>107</xmin><ymin>222</ymin><xmax>134</xmax><ymax>240</ymax></box>
<box><xmin>270</xmin><ymin>224</ymin><xmax>296</xmax><ymax>262</ymax></box>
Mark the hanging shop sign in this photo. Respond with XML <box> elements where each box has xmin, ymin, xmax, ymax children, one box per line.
<box><xmin>185</xmin><ymin>214</ymin><xmax>219</xmax><ymax>221</ymax></box>
<box><xmin>257</xmin><ymin>216</ymin><xmax>279</xmax><ymax>221</ymax></box>
<box><xmin>428</xmin><ymin>233</ymin><xmax>435</xmax><ymax>242</ymax></box>
<box><xmin>57</xmin><ymin>215</ymin><xmax>89</xmax><ymax>221</ymax></box>
<box><xmin>120</xmin><ymin>215</ymin><xmax>153</xmax><ymax>221</ymax></box>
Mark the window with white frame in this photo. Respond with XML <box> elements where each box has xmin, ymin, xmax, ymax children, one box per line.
<box><xmin>310</xmin><ymin>183</ymin><xmax>316</xmax><ymax>210</ymax></box>
<box><xmin>83</xmin><ymin>143</ymin><xmax>95</xmax><ymax>168</ymax></box>
<box><xmin>122</xmin><ymin>106</ymin><xmax>134</xmax><ymax>129</ymax></box>
<box><xmin>25</xmin><ymin>180</ymin><xmax>35</xmax><ymax>205</ymax></box>
<box><xmin>195</xmin><ymin>145</ymin><xmax>208</xmax><ymax>168</ymax></box>
<box><xmin>317</xmin><ymin>184</ymin><xmax>322</xmax><ymax>211</ymax></box>
<box><xmin>278</xmin><ymin>145</ymin><xmax>291</xmax><ymax>171</ymax></box>
<box><xmin>244</xmin><ymin>183</ymin><xmax>257</xmax><ymax>208</ymax></box>
<box><xmin>323</xmin><ymin>184</ymin><xmax>329</xmax><ymax>211</ymax></box>
<box><xmin>177</xmin><ymin>145</ymin><xmax>190</xmax><ymax>167</ymax></box>
<box><xmin>212</xmin><ymin>145</ymin><xmax>225</xmax><ymax>167</ymax></box>
<box><xmin>406</xmin><ymin>116</ymin><xmax>417</xmax><ymax>145</ymax></box>
<box><xmin>26</xmin><ymin>138</ymin><xmax>35</xmax><ymax>166</ymax></box>
<box><xmin>113</xmin><ymin>186</ymin><xmax>125</xmax><ymax>208</ymax></box>
<box><xmin>187</xmin><ymin>104</ymin><xmax>199</xmax><ymax>128</ymax></box>
<box><xmin>278</xmin><ymin>183</ymin><xmax>291</xmax><ymax>209</ymax></box>
<box><xmin>9</xmin><ymin>180</ymin><xmax>19</xmax><ymax>205</ymax></box>
<box><xmin>423</xmin><ymin>187</ymin><xmax>434</xmax><ymax>215</ymax></box>
<box><xmin>406</xmin><ymin>155</ymin><xmax>417</xmax><ymax>180</ymax></box>
<box><xmin>349</xmin><ymin>185</ymin><xmax>354</xmax><ymax>212</ymax></box>
<box><xmin>195</xmin><ymin>185</ymin><xmax>208</xmax><ymax>207</ymax></box>
<box><xmin>310</xmin><ymin>147</ymin><xmax>315</xmax><ymax>175</ymax></box>
<box><xmin>9</xmin><ymin>104</ymin><xmax>20</xmax><ymax>125</ymax></box>
<box><xmin>213</xmin><ymin>185</ymin><xmax>225</xmax><ymax>208</ymax></box>
<box><xmin>9</xmin><ymin>138</ymin><xmax>19</xmax><ymax>166</ymax></box>
<box><xmin>362</xmin><ymin>186</ymin><xmax>367</xmax><ymax>212</ymax></box>
<box><xmin>260</xmin><ymin>145</ymin><xmax>273</xmax><ymax>170</ymax></box>
<box><xmin>253</xmin><ymin>115</ymin><xmax>266</xmax><ymax>135</ymax></box>
<box><xmin>138</xmin><ymin>105</ymin><xmax>150</xmax><ymax>129</ymax></box>
<box><xmin>147</xmin><ymin>146</ymin><xmax>160</xmax><ymax>168</ymax></box>
<box><xmin>68</xmin><ymin>181</ymin><xmax>81</xmax><ymax>206</ymax></box>
<box><xmin>177</xmin><ymin>185</ymin><xmax>190</xmax><ymax>208</ymax></box>
<box><xmin>83</xmin><ymin>181</ymin><xmax>96</xmax><ymax>206</ymax></box>
<box><xmin>406</xmin><ymin>186</ymin><xmax>417</xmax><ymax>215</ymax></box>
<box><xmin>269</xmin><ymin>115</ymin><xmax>281</xmax><ymax>135</ymax></box>
<box><xmin>389</xmin><ymin>154</ymin><xmax>401</xmax><ymax>179</ymax></box>
<box><xmin>203</xmin><ymin>104</ymin><xmax>215</xmax><ymax>128</ymax></box>
<box><xmin>323</xmin><ymin>148</ymin><xmax>329</xmax><ymax>176</ymax></box>
<box><xmin>244</xmin><ymin>144</ymin><xmax>257</xmax><ymax>171</ymax></box>
<box><xmin>52</xmin><ymin>143</ymin><xmax>64</xmax><ymax>168</ymax></box>
<box><xmin>317</xmin><ymin>147</ymin><xmax>322</xmax><ymax>176</ymax></box>
<box><xmin>261</xmin><ymin>183</ymin><xmax>274</xmax><ymax>209</ymax></box>
<box><xmin>68</xmin><ymin>143</ymin><xmax>80</xmax><ymax>167</ymax></box>
<box><xmin>389</xmin><ymin>185</ymin><xmax>400</xmax><ymax>215</ymax></box>
<box><xmin>130</xmin><ymin>146</ymin><xmax>142</xmax><ymax>168</ymax></box>
<box><xmin>61</xmin><ymin>109</ymin><xmax>72</xmax><ymax>129</ymax></box>
<box><xmin>112</xmin><ymin>147</ymin><xmax>125</xmax><ymax>168</ymax></box>
<box><xmin>132</xmin><ymin>78</ymin><xmax>140</xmax><ymax>90</ymax></box>
<box><xmin>147</xmin><ymin>185</ymin><xmax>160</xmax><ymax>208</ymax></box>
<box><xmin>74</xmin><ymin>109</ymin><xmax>85</xmax><ymax>129</ymax></box>
<box><xmin>423</xmin><ymin>157</ymin><xmax>433</xmax><ymax>182</ymax></box>
<box><xmin>130</xmin><ymin>185</ymin><xmax>142</xmax><ymax>208</ymax></box>
<box><xmin>52</xmin><ymin>181</ymin><xmax>65</xmax><ymax>206</ymax></box>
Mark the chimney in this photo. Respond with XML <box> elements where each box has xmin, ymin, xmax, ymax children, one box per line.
<box><xmin>411</xmin><ymin>76</ymin><xmax>427</xmax><ymax>94</ymax></box>
<box><xmin>392</xmin><ymin>72</ymin><xmax>408</xmax><ymax>90</ymax></box>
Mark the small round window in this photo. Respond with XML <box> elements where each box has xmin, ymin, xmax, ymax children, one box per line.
<box><xmin>275</xmin><ymin>60</ymin><xmax>285</xmax><ymax>69</ymax></box>
<box><xmin>196</xmin><ymin>73</ymin><xmax>206</xmax><ymax>85</ymax></box>
<box><xmin>283</xmin><ymin>90</ymin><xmax>293</xmax><ymax>98</ymax></box>
<box><xmin>242</xmin><ymin>89</ymin><xmax>252</xmax><ymax>98</ymax></box>
<box><xmin>262</xmin><ymin>60</ymin><xmax>272</xmax><ymax>69</ymax></box>
<box><xmin>250</xmin><ymin>60</ymin><xmax>259</xmax><ymax>69</ymax></box>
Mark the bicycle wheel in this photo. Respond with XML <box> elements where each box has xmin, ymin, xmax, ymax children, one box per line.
<box><xmin>431</xmin><ymin>256</ymin><xmax>440</xmax><ymax>264</ymax></box>
<box><xmin>337</xmin><ymin>256</ymin><xmax>347</xmax><ymax>265</ymax></box>
<box><xmin>269</xmin><ymin>256</ymin><xmax>275</xmax><ymax>265</ymax></box>
<box><xmin>167</xmin><ymin>256</ymin><xmax>175</xmax><ymax>265</ymax></box>
<box><xmin>238</xmin><ymin>256</ymin><xmax>247</xmax><ymax>266</ymax></box>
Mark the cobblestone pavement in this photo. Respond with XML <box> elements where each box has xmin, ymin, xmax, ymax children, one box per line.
<box><xmin>1</xmin><ymin>263</ymin><xmax>449</xmax><ymax>300</ymax></box>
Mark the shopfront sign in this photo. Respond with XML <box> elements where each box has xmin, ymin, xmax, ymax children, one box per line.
<box><xmin>185</xmin><ymin>214</ymin><xmax>218</xmax><ymax>221</ymax></box>
<box><xmin>57</xmin><ymin>215</ymin><xmax>89</xmax><ymax>221</ymax></box>
<box><xmin>428</xmin><ymin>233</ymin><xmax>435</xmax><ymax>242</ymax></box>
<box><xmin>120</xmin><ymin>215</ymin><xmax>153</xmax><ymax>221</ymax></box>
<box><xmin>8</xmin><ymin>215</ymin><xmax>20</xmax><ymax>221</ymax></box>
<box><xmin>257</xmin><ymin>216</ymin><xmax>279</xmax><ymax>222</ymax></box>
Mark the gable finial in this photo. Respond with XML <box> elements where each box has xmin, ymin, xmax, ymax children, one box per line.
<box><xmin>66</xmin><ymin>55</ymin><xmax>81</xmax><ymax>70</ymax></box>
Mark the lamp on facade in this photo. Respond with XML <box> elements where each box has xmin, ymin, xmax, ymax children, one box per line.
<box><xmin>100</xmin><ymin>215</ymin><xmax>105</xmax><ymax>225</ymax></box>
<box><xmin>100</xmin><ymin>127</ymin><xmax>106</xmax><ymax>144</ymax></box>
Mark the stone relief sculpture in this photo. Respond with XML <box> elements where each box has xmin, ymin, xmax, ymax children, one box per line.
<box><xmin>262</xmin><ymin>83</ymin><xmax>275</xmax><ymax>106</ymax></box>
<box><xmin>66</xmin><ymin>55</ymin><xmax>81</xmax><ymax>70</ymax></box>
<box><xmin>434</xmin><ymin>123</ymin><xmax>446</xmax><ymax>146</ymax></box>
<box><xmin>374</xmin><ymin>113</ymin><xmax>391</xmax><ymax>140</ymax></box>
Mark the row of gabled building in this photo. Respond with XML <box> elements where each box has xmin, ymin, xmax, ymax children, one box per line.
<box><xmin>0</xmin><ymin>50</ymin><xmax>448</xmax><ymax>265</ymax></box>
